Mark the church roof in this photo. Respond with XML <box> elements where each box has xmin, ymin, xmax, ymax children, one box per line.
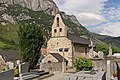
<box><xmin>68</xmin><ymin>34</ymin><xmax>90</xmax><ymax>45</ymax></box>
<box><xmin>50</xmin><ymin>53</ymin><xmax>68</xmax><ymax>62</ymax></box>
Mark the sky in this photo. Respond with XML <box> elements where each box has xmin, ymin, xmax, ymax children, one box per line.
<box><xmin>53</xmin><ymin>0</ymin><xmax>120</xmax><ymax>37</ymax></box>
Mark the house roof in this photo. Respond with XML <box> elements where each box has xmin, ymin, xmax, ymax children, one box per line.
<box><xmin>68</xmin><ymin>34</ymin><xmax>90</xmax><ymax>45</ymax></box>
<box><xmin>50</xmin><ymin>53</ymin><xmax>68</xmax><ymax>62</ymax></box>
<box><xmin>0</xmin><ymin>50</ymin><xmax>20</xmax><ymax>62</ymax></box>
<box><xmin>0</xmin><ymin>55</ymin><xmax>5</xmax><ymax>63</ymax></box>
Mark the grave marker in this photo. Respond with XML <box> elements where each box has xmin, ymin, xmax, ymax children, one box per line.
<box><xmin>98</xmin><ymin>51</ymin><xmax>104</xmax><ymax>59</ymax></box>
<box><xmin>7</xmin><ymin>62</ymin><xmax>14</xmax><ymax>69</ymax></box>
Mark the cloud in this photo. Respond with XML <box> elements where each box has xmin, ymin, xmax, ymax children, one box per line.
<box><xmin>75</xmin><ymin>12</ymin><xmax>107</xmax><ymax>26</ymax></box>
<box><xmin>89</xmin><ymin>22</ymin><xmax>120</xmax><ymax>37</ymax></box>
<box><xmin>103</xmin><ymin>7</ymin><xmax>120</xmax><ymax>21</ymax></box>
<box><xmin>53</xmin><ymin>0</ymin><xmax>120</xmax><ymax>37</ymax></box>
<box><xmin>54</xmin><ymin>0</ymin><xmax>107</xmax><ymax>26</ymax></box>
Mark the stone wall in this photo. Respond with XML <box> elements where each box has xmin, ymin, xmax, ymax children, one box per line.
<box><xmin>40</xmin><ymin>62</ymin><xmax>62</xmax><ymax>73</ymax></box>
<box><xmin>91</xmin><ymin>59</ymin><xmax>107</xmax><ymax>71</ymax></box>
<box><xmin>73</xmin><ymin>43</ymin><xmax>89</xmax><ymax>59</ymax></box>
<box><xmin>47</xmin><ymin>37</ymin><xmax>73</xmax><ymax>66</ymax></box>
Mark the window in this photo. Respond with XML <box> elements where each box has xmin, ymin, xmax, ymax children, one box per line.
<box><xmin>54</xmin><ymin>29</ymin><xmax>57</xmax><ymax>33</ymax></box>
<box><xmin>57</xmin><ymin>17</ymin><xmax>59</xmax><ymax>27</ymax></box>
<box><xmin>60</xmin><ymin>28</ymin><xmax>62</xmax><ymax>32</ymax></box>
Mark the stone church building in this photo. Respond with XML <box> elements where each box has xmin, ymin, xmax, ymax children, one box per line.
<box><xmin>42</xmin><ymin>14</ymin><xmax>91</xmax><ymax>67</ymax></box>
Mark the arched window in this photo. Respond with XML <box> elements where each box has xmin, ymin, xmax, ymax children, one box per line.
<box><xmin>60</xmin><ymin>28</ymin><xmax>62</xmax><ymax>32</ymax></box>
<box><xmin>57</xmin><ymin>17</ymin><xmax>59</xmax><ymax>27</ymax></box>
<box><xmin>54</xmin><ymin>29</ymin><xmax>57</xmax><ymax>33</ymax></box>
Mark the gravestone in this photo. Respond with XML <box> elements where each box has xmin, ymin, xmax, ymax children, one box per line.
<box><xmin>89</xmin><ymin>40</ymin><xmax>95</xmax><ymax>58</ymax></box>
<box><xmin>18</xmin><ymin>62</ymin><xmax>40</xmax><ymax>80</ymax></box>
<box><xmin>64</xmin><ymin>71</ymin><xmax>106</xmax><ymax>80</ymax></box>
<box><xmin>106</xmin><ymin>60</ymin><xmax>112</xmax><ymax>80</ymax></box>
<box><xmin>7</xmin><ymin>62</ymin><xmax>14</xmax><ymax>69</ymax></box>
<box><xmin>16</xmin><ymin>60</ymin><xmax>20</xmax><ymax>65</ymax></box>
<box><xmin>98</xmin><ymin>51</ymin><xmax>104</xmax><ymax>59</ymax></box>
<box><xmin>108</xmin><ymin>44</ymin><xmax>112</xmax><ymax>56</ymax></box>
<box><xmin>19</xmin><ymin>62</ymin><xmax>29</xmax><ymax>74</ymax></box>
<box><xmin>0</xmin><ymin>69</ymin><xmax>14</xmax><ymax>80</ymax></box>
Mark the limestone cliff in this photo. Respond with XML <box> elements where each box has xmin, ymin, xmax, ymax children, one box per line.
<box><xmin>0</xmin><ymin>0</ymin><xmax>59</xmax><ymax>15</ymax></box>
<box><xmin>0</xmin><ymin>0</ymin><xmax>81</xmax><ymax>26</ymax></box>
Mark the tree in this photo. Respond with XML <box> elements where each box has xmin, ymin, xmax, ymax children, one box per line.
<box><xmin>74</xmin><ymin>57</ymin><xmax>92</xmax><ymax>71</ymax></box>
<box><xmin>18</xmin><ymin>23</ymin><xmax>45</xmax><ymax>69</ymax></box>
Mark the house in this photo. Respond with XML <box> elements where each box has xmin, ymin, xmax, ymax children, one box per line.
<box><xmin>0</xmin><ymin>55</ymin><xmax>5</xmax><ymax>65</ymax></box>
<box><xmin>0</xmin><ymin>50</ymin><xmax>20</xmax><ymax>63</ymax></box>
<box><xmin>42</xmin><ymin>14</ymin><xmax>91</xmax><ymax>67</ymax></box>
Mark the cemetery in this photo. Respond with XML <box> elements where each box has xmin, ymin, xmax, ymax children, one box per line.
<box><xmin>0</xmin><ymin>14</ymin><xmax>120</xmax><ymax>80</ymax></box>
<box><xmin>0</xmin><ymin>61</ymin><xmax>53</xmax><ymax>80</ymax></box>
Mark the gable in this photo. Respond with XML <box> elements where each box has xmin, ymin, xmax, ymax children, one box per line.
<box><xmin>50</xmin><ymin>53</ymin><xmax>68</xmax><ymax>62</ymax></box>
<box><xmin>51</xmin><ymin>14</ymin><xmax>68</xmax><ymax>37</ymax></box>
<box><xmin>42</xmin><ymin>53</ymin><xmax>58</xmax><ymax>63</ymax></box>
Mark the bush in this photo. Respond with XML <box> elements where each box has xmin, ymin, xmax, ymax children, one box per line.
<box><xmin>1</xmin><ymin>66</ymin><xmax>9</xmax><ymax>72</ymax></box>
<box><xmin>18</xmin><ymin>23</ymin><xmax>45</xmax><ymax>69</ymax></box>
<box><xmin>74</xmin><ymin>57</ymin><xmax>92</xmax><ymax>71</ymax></box>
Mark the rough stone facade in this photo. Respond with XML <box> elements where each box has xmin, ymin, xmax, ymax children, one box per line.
<box><xmin>91</xmin><ymin>59</ymin><xmax>107</xmax><ymax>71</ymax></box>
<box><xmin>47</xmin><ymin>37</ymin><xmax>73</xmax><ymax>66</ymax></box>
<box><xmin>42</xmin><ymin>14</ymin><xmax>90</xmax><ymax>68</ymax></box>
<box><xmin>73</xmin><ymin>43</ymin><xmax>89</xmax><ymax>59</ymax></box>
<box><xmin>40</xmin><ymin>62</ymin><xmax>62</xmax><ymax>73</ymax></box>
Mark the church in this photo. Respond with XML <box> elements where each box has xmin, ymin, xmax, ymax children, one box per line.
<box><xmin>42</xmin><ymin>14</ymin><xmax>91</xmax><ymax>67</ymax></box>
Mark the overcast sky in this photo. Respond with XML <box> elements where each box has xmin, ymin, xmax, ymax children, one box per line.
<box><xmin>53</xmin><ymin>0</ymin><xmax>120</xmax><ymax>37</ymax></box>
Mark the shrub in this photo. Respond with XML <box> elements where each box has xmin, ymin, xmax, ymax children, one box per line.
<box><xmin>74</xmin><ymin>57</ymin><xmax>92</xmax><ymax>71</ymax></box>
<box><xmin>1</xmin><ymin>66</ymin><xmax>9</xmax><ymax>72</ymax></box>
<box><xmin>18</xmin><ymin>23</ymin><xmax>45</xmax><ymax>69</ymax></box>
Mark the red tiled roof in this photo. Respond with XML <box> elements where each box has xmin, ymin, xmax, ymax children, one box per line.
<box><xmin>40</xmin><ymin>48</ymin><xmax>48</xmax><ymax>56</ymax></box>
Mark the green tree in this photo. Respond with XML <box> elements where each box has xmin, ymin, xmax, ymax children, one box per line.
<box><xmin>18</xmin><ymin>23</ymin><xmax>44</xmax><ymax>69</ymax></box>
<box><xmin>74</xmin><ymin>57</ymin><xmax>92</xmax><ymax>71</ymax></box>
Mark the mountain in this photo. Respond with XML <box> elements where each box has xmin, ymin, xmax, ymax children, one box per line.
<box><xmin>0</xmin><ymin>0</ymin><xmax>120</xmax><ymax>54</ymax></box>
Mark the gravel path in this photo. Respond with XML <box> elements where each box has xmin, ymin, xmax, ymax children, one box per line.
<box><xmin>41</xmin><ymin>73</ymin><xmax>72</xmax><ymax>80</ymax></box>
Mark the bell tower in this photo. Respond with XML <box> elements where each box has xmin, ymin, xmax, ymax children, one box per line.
<box><xmin>51</xmin><ymin>14</ymin><xmax>68</xmax><ymax>37</ymax></box>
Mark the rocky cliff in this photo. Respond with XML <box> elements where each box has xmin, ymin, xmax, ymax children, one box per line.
<box><xmin>0</xmin><ymin>0</ymin><xmax>59</xmax><ymax>15</ymax></box>
<box><xmin>0</xmin><ymin>0</ymin><xmax>80</xmax><ymax>26</ymax></box>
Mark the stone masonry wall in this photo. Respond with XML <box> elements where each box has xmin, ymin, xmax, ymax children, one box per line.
<box><xmin>47</xmin><ymin>37</ymin><xmax>73</xmax><ymax>66</ymax></box>
<box><xmin>40</xmin><ymin>62</ymin><xmax>62</xmax><ymax>73</ymax></box>
<box><xmin>73</xmin><ymin>43</ymin><xmax>90</xmax><ymax>59</ymax></box>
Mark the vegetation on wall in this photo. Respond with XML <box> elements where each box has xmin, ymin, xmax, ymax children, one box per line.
<box><xmin>74</xmin><ymin>57</ymin><xmax>92</xmax><ymax>71</ymax></box>
<box><xmin>96</xmin><ymin>44</ymin><xmax>120</xmax><ymax>55</ymax></box>
<box><xmin>18</xmin><ymin>23</ymin><xmax>45</xmax><ymax>69</ymax></box>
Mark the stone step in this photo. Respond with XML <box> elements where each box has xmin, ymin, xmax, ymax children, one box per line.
<box><xmin>33</xmin><ymin>73</ymin><xmax>54</xmax><ymax>80</ymax></box>
<box><xmin>34</xmin><ymin>71</ymin><xmax>49</xmax><ymax>76</ymax></box>
<box><xmin>20</xmin><ymin>71</ymin><xmax>49</xmax><ymax>80</ymax></box>
<box><xmin>22</xmin><ymin>74</ymin><xmax>39</xmax><ymax>80</ymax></box>
<box><xmin>30</xmin><ymin>70</ymin><xmax>45</xmax><ymax>73</ymax></box>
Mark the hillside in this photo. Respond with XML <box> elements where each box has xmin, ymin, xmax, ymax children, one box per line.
<box><xmin>0</xmin><ymin>0</ymin><xmax>120</xmax><ymax>54</ymax></box>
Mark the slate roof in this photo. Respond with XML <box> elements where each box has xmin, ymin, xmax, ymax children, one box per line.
<box><xmin>68</xmin><ymin>34</ymin><xmax>90</xmax><ymax>45</ymax></box>
<box><xmin>0</xmin><ymin>50</ymin><xmax>20</xmax><ymax>62</ymax></box>
<box><xmin>50</xmin><ymin>53</ymin><xmax>68</xmax><ymax>62</ymax></box>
